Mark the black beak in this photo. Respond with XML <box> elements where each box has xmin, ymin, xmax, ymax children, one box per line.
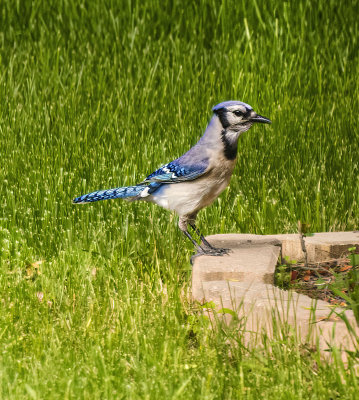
<box><xmin>250</xmin><ymin>114</ymin><xmax>271</xmax><ymax>124</ymax></box>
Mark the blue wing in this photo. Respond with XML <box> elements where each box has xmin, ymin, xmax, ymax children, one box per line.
<box><xmin>143</xmin><ymin>160</ymin><xmax>209</xmax><ymax>184</ymax></box>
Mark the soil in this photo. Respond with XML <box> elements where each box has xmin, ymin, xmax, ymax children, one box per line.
<box><xmin>283</xmin><ymin>258</ymin><xmax>356</xmax><ymax>307</ymax></box>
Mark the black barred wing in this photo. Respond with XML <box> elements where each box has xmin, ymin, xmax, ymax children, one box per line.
<box><xmin>143</xmin><ymin>161</ymin><xmax>208</xmax><ymax>183</ymax></box>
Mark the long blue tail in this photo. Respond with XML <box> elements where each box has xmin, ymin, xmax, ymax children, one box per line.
<box><xmin>73</xmin><ymin>185</ymin><xmax>147</xmax><ymax>204</ymax></box>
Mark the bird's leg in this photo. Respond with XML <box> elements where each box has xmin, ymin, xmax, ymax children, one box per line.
<box><xmin>182</xmin><ymin>230</ymin><xmax>207</xmax><ymax>253</ymax></box>
<box><xmin>188</xmin><ymin>222</ymin><xmax>230</xmax><ymax>255</ymax></box>
<box><xmin>188</xmin><ymin>222</ymin><xmax>215</xmax><ymax>249</ymax></box>
<box><xmin>177</xmin><ymin>213</ymin><xmax>205</xmax><ymax>251</ymax></box>
<box><xmin>179</xmin><ymin>215</ymin><xmax>229</xmax><ymax>257</ymax></box>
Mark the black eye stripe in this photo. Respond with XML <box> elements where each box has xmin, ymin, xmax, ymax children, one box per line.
<box><xmin>234</xmin><ymin>110</ymin><xmax>253</xmax><ymax>118</ymax></box>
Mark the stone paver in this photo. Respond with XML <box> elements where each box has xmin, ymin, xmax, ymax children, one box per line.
<box><xmin>205</xmin><ymin>231</ymin><xmax>359</xmax><ymax>263</ymax></box>
<box><xmin>192</xmin><ymin>232</ymin><xmax>359</xmax><ymax>359</ymax></box>
<box><xmin>305</xmin><ymin>231</ymin><xmax>359</xmax><ymax>263</ymax></box>
<box><xmin>192</xmin><ymin>244</ymin><xmax>280</xmax><ymax>300</ymax></box>
<box><xmin>198</xmin><ymin>281</ymin><xmax>358</xmax><ymax>353</ymax></box>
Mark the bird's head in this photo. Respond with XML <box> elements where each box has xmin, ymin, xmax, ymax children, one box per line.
<box><xmin>212</xmin><ymin>100</ymin><xmax>271</xmax><ymax>134</ymax></box>
<box><xmin>210</xmin><ymin>100</ymin><xmax>271</xmax><ymax>160</ymax></box>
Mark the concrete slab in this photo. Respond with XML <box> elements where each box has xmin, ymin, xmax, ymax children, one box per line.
<box><xmin>196</xmin><ymin>280</ymin><xmax>359</xmax><ymax>357</ymax></box>
<box><xmin>192</xmin><ymin>244</ymin><xmax>280</xmax><ymax>301</ymax></box>
<box><xmin>192</xmin><ymin>232</ymin><xmax>359</xmax><ymax>360</ymax></box>
<box><xmin>205</xmin><ymin>231</ymin><xmax>359</xmax><ymax>263</ymax></box>
<box><xmin>305</xmin><ymin>231</ymin><xmax>359</xmax><ymax>262</ymax></box>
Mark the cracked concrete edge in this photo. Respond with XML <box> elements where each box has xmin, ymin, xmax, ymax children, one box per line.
<box><xmin>191</xmin><ymin>233</ymin><xmax>359</xmax><ymax>360</ymax></box>
<box><xmin>194</xmin><ymin>281</ymin><xmax>359</xmax><ymax>359</ymax></box>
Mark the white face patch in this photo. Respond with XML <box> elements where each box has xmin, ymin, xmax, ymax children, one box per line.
<box><xmin>223</xmin><ymin>129</ymin><xmax>241</xmax><ymax>146</ymax></box>
<box><xmin>225</xmin><ymin>112</ymin><xmax>243</xmax><ymax>125</ymax></box>
<box><xmin>227</xmin><ymin>105</ymin><xmax>247</xmax><ymax>114</ymax></box>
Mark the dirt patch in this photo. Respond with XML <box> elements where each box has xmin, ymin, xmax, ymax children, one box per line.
<box><xmin>276</xmin><ymin>258</ymin><xmax>359</xmax><ymax>307</ymax></box>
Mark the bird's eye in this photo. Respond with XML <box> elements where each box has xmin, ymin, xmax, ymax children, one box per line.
<box><xmin>233</xmin><ymin>110</ymin><xmax>243</xmax><ymax>117</ymax></box>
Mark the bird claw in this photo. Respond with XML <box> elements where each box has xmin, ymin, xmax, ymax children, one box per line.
<box><xmin>190</xmin><ymin>247</ymin><xmax>231</xmax><ymax>264</ymax></box>
<box><xmin>203</xmin><ymin>247</ymin><xmax>231</xmax><ymax>256</ymax></box>
<box><xmin>216</xmin><ymin>247</ymin><xmax>231</xmax><ymax>255</ymax></box>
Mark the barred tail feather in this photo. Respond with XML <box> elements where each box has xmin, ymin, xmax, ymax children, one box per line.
<box><xmin>72</xmin><ymin>185</ymin><xmax>147</xmax><ymax>204</ymax></box>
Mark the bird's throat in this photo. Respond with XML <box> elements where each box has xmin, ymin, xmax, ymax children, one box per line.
<box><xmin>221</xmin><ymin>129</ymin><xmax>239</xmax><ymax>160</ymax></box>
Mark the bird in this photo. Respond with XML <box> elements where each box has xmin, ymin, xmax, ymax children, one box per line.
<box><xmin>73</xmin><ymin>100</ymin><xmax>271</xmax><ymax>256</ymax></box>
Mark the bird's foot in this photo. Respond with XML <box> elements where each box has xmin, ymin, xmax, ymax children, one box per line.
<box><xmin>205</xmin><ymin>247</ymin><xmax>231</xmax><ymax>255</ymax></box>
<box><xmin>197</xmin><ymin>246</ymin><xmax>231</xmax><ymax>257</ymax></box>
<box><xmin>199</xmin><ymin>236</ymin><xmax>231</xmax><ymax>254</ymax></box>
<box><xmin>200</xmin><ymin>238</ymin><xmax>231</xmax><ymax>254</ymax></box>
<box><xmin>213</xmin><ymin>247</ymin><xmax>231</xmax><ymax>255</ymax></box>
<box><xmin>190</xmin><ymin>247</ymin><xmax>231</xmax><ymax>264</ymax></box>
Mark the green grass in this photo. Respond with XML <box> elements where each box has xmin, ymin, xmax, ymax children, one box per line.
<box><xmin>1</xmin><ymin>0</ymin><xmax>359</xmax><ymax>398</ymax></box>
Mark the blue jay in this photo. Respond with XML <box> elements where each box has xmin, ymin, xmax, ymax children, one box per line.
<box><xmin>73</xmin><ymin>101</ymin><xmax>271</xmax><ymax>256</ymax></box>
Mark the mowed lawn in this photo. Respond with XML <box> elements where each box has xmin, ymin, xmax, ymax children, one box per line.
<box><xmin>1</xmin><ymin>0</ymin><xmax>359</xmax><ymax>398</ymax></box>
